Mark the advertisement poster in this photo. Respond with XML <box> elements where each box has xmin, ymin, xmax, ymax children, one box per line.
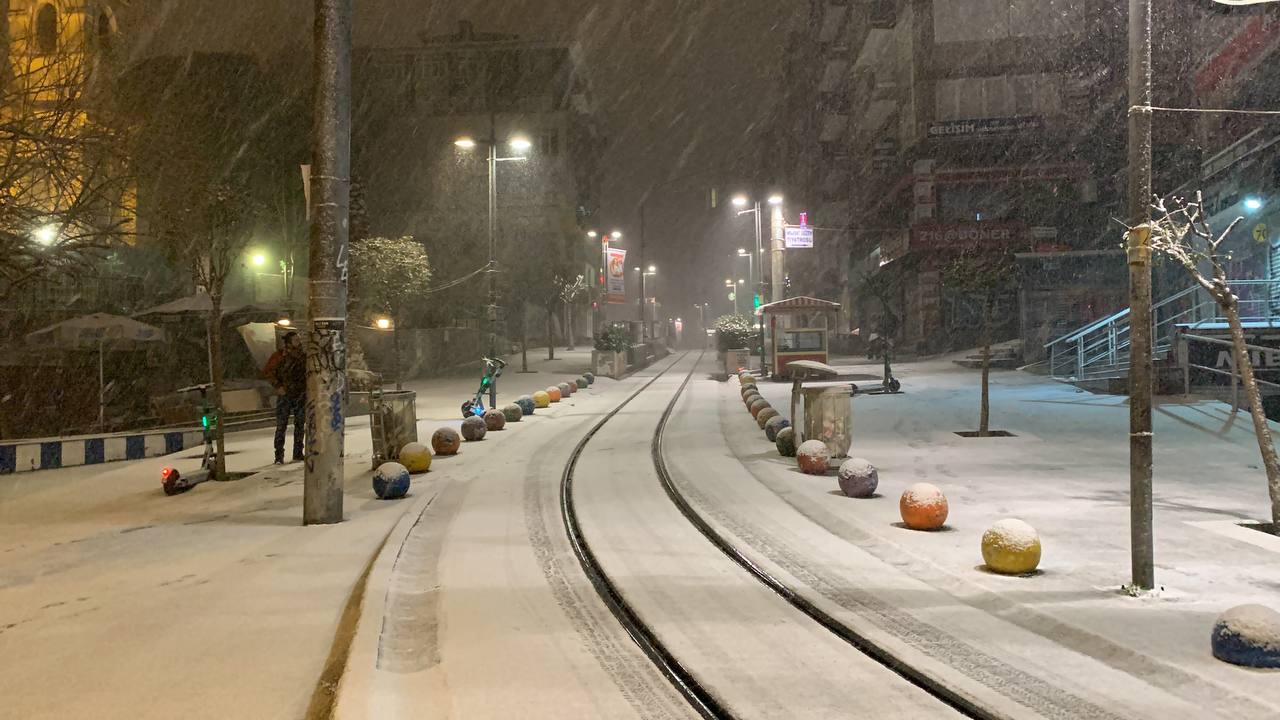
<box><xmin>606</xmin><ymin>247</ymin><xmax>627</xmax><ymax>304</ymax></box>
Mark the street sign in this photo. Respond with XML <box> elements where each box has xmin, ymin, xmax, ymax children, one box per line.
<box><xmin>784</xmin><ymin>225</ymin><xmax>813</xmax><ymax>249</ymax></box>
<box><xmin>1254</xmin><ymin>223</ymin><xmax>1269</xmax><ymax>244</ymax></box>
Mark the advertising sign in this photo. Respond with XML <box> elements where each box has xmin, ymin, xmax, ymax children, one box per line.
<box><xmin>927</xmin><ymin>116</ymin><xmax>1044</xmax><ymax>139</ymax></box>
<box><xmin>909</xmin><ymin>222</ymin><xmax>1029</xmax><ymax>251</ymax></box>
<box><xmin>784</xmin><ymin>226</ymin><xmax>814</xmax><ymax>249</ymax></box>
<box><xmin>606</xmin><ymin>247</ymin><xmax>627</xmax><ymax>304</ymax></box>
<box><xmin>1187</xmin><ymin>332</ymin><xmax>1280</xmax><ymax>389</ymax></box>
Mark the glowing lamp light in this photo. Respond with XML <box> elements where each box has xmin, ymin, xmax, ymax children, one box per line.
<box><xmin>251</xmin><ymin>253</ymin><xmax>266</xmax><ymax>266</ymax></box>
<box><xmin>276</xmin><ymin>318</ymin><xmax>291</xmax><ymax>327</ymax></box>
<box><xmin>33</xmin><ymin>224</ymin><xmax>58</xmax><ymax>246</ymax></box>
<box><xmin>510</xmin><ymin>137</ymin><xmax>532</xmax><ymax>152</ymax></box>
<box><xmin>587</xmin><ymin>230</ymin><xmax>598</xmax><ymax>238</ymax></box>
<box><xmin>767</xmin><ymin>194</ymin><xmax>784</xmax><ymax>206</ymax></box>
<box><xmin>454</xmin><ymin>137</ymin><xmax>477</xmax><ymax>149</ymax></box>
<box><xmin>732</xmin><ymin>195</ymin><xmax>748</xmax><ymax>207</ymax></box>
<box><xmin>611</xmin><ymin>230</ymin><xmax>622</xmax><ymax>239</ymax></box>
<box><xmin>1244</xmin><ymin>196</ymin><xmax>1264</xmax><ymax>212</ymax></box>
<box><xmin>648</xmin><ymin>265</ymin><xmax>656</xmax><ymax>273</ymax></box>
<box><xmin>375</xmin><ymin>317</ymin><xmax>392</xmax><ymax>330</ymax></box>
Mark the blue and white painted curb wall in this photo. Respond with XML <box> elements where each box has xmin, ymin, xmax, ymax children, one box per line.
<box><xmin>0</xmin><ymin>428</ymin><xmax>204</xmax><ymax>474</ymax></box>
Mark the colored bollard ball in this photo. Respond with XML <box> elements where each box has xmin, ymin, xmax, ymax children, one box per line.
<box><xmin>741</xmin><ymin>385</ymin><xmax>759</xmax><ymax>399</ymax></box>
<box><xmin>775</xmin><ymin>426</ymin><xmax>797</xmax><ymax>457</ymax></box>
<box><xmin>797</xmin><ymin>439</ymin><xmax>831</xmax><ymax>475</ymax></box>
<box><xmin>431</xmin><ymin>427</ymin><xmax>461</xmax><ymax>456</ymax></box>
<box><xmin>502</xmin><ymin>403</ymin><xmax>524</xmax><ymax>423</ymax></box>
<box><xmin>743</xmin><ymin>390</ymin><xmax>761</xmax><ymax>406</ymax></box>
<box><xmin>576</xmin><ymin>376</ymin><xmax>588</xmax><ymax>389</ymax></box>
<box><xmin>546</xmin><ymin>386</ymin><xmax>562</xmax><ymax>403</ymax></box>
<box><xmin>764</xmin><ymin>415</ymin><xmax>791</xmax><ymax>442</ymax></box>
<box><xmin>372</xmin><ymin>462</ymin><xmax>411</xmax><ymax>500</ymax></box>
<box><xmin>837</xmin><ymin>458</ymin><xmax>878</xmax><ymax>498</ymax></box>
<box><xmin>533</xmin><ymin>391</ymin><xmax>551</xmax><ymax>408</ymax></box>
<box><xmin>900</xmin><ymin>483</ymin><xmax>949</xmax><ymax>530</ymax></box>
<box><xmin>981</xmin><ymin>519</ymin><xmax>1042</xmax><ymax>575</ymax></box>
<box><xmin>756</xmin><ymin>407</ymin><xmax>779</xmax><ymax>429</ymax></box>
<box><xmin>1212</xmin><ymin>604</ymin><xmax>1280</xmax><ymax>669</ymax></box>
<box><xmin>584</xmin><ymin>372</ymin><xmax>595</xmax><ymax>385</ymax></box>
<box><xmin>516</xmin><ymin>395</ymin><xmax>536</xmax><ymax>415</ymax></box>
<box><xmin>483</xmin><ymin>408</ymin><xmax>506</xmax><ymax>431</ymax></box>
<box><xmin>558</xmin><ymin>381</ymin><xmax>574</xmax><ymax>397</ymax></box>
<box><xmin>399</xmin><ymin>442</ymin><xmax>433</xmax><ymax>474</ymax></box>
<box><xmin>462</xmin><ymin>415</ymin><xmax>488</xmax><ymax>441</ymax></box>
<box><xmin>749</xmin><ymin>398</ymin><xmax>771</xmax><ymax>418</ymax></box>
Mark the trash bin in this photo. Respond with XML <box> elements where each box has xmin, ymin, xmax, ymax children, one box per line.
<box><xmin>799</xmin><ymin>385</ymin><xmax>852</xmax><ymax>459</ymax></box>
<box><xmin>370</xmin><ymin>389</ymin><xmax>417</xmax><ymax>468</ymax></box>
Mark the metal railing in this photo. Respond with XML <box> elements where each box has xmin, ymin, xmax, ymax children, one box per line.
<box><xmin>1046</xmin><ymin>279</ymin><xmax>1280</xmax><ymax>381</ymax></box>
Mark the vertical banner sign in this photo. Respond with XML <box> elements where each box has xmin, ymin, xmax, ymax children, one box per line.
<box><xmin>606</xmin><ymin>248</ymin><xmax>627</xmax><ymax>303</ymax></box>
<box><xmin>300</xmin><ymin>164</ymin><xmax>312</xmax><ymax>221</ymax></box>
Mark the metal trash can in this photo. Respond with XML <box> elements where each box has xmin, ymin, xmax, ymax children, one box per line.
<box><xmin>799</xmin><ymin>385</ymin><xmax>852</xmax><ymax>459</ymax></box>
<box><xmin>369</xmin><ymin>389</ymin><xmax>417</xmax><ymax>468</ymax></box>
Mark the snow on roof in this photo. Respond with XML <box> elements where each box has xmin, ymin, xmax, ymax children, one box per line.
<box><xmin>757</xmin><ymin>296</ymin><xmax>841</xmax><ymax>315</ymax></box>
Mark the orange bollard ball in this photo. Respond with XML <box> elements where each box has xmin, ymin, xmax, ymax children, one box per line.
<box><xmin>899</xmin><ymin>483</ymin><xmax>949</xmax><ymax>530</ymax></box>
<box><xmin>546</xmin><ymin>386</ymin><xmax>562</xmax><ymax>403</ymax></box>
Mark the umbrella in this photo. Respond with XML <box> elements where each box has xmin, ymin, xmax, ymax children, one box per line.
<box><xmin>27</xmin><ymin>313</ymin><xmax>167</xmax><ymax>428</ymax></box>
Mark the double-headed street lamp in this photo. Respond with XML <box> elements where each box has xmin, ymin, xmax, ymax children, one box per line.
<box><xmin>454</xmin><ymin>131</ymin><xmax>530</xmax><ymax>408</ymax></box>
<box><xmin>732</xmin><ymin>194</ymin><xmax>783</xmax><ymax>308</ymax></box>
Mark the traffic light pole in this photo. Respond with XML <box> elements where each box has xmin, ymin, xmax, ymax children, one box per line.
<box><xmin>304</xmin><ymin>0</ymin><xmax>351</xmax><ymax>526</ymax></box>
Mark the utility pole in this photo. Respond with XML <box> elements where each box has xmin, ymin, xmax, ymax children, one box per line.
<box><xmin>770</xmin><ymin>200</ymin><xmax>785</xmax><ymax>302</ymax></box>
<box><xmin>486</xmin><ymin>117</ymin><xmax>499</xmax><ymax>409</ymax></box>
<box><xmin>638</xmin><ymin>204</ymin><xmax>647</xmax><ymax>340</ymax></box>
<box><xmin>1126</xmin><ymin>0</ymin><xmax>1155</xmax><ymax>590</ymax></box>
<box><xmin>304</xmin><ymin>0</ymin><xmax>351</xmax><ymax>526</ymax></box>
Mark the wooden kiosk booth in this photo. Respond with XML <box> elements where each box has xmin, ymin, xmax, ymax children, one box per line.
<box><xmin>757</xmin><ymin>296</ymin><xmax>841</xmax><ymax>379</ymax></box>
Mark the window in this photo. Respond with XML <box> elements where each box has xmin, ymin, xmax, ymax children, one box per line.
<box><xmin>35</xmin><ymin>4</ymin><xmax>58</xmax><ymax>54</ymax></box>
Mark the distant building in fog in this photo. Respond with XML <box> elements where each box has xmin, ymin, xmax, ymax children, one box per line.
<box><xmin>353</xmin><ymin>20</ymin><xmax>601</xmax><ymax>334</ymax></box>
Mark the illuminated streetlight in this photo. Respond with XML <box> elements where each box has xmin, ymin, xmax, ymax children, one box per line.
<box><xmin>1244</xmin><ymin>196</ymin><xmax>1265</xmax><ymax>212</ymax></box>
<box><xmin>276</xmin><ymin>318</ymin><xmax>292</xmax><ymax>327</ymax></box>
<box><xmin>374</xmin><ymin>317</ymin><xmax>392</xmax><ymax>330</ymax></box>
<box><xmin>587</xmin><ymin>230</ymin><xmax>598</xmax><ymax>238</ymax></box>
<box><xmin>611</xmin><ymin>230</ymin><xmax>623</xmax><ymax>239</ymax></box>
<box><xmin>509</xmin><ymin>137</ymin><xmax>532</xmax><ymax>152</ymax></box>
<box><xmin>251</xmin><ymin>252</ymin><xmax>267</xmax><ymax>267</ymax></box>
<box><xmin>767</xmin><ymin>194</ymin><xmax>783</xmax><ymax>206</ymax></box>
<box><xmin>32</xmin><ymin>224</ymin><xmax>58</xmax><ymax>246</ymax></box>
<box><xmin>732</xmin><ymin>195</ymin><xmax>748</xmax><ymax>208</ymax></box>
<box><xmin>648</xmin><ymin>264</ymin><xmax>656</xmax><ymax>273</ymax></box>
<box><xmin>454</xmin><ymin>137</ymin><xmax>477</xmax><ymax>149</ymax></box>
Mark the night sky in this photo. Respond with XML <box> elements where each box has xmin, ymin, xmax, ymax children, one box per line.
<box><xmin>122</xmin><ymin>1</ymin><xmax>806</xmax><ymax>316</ymax></box>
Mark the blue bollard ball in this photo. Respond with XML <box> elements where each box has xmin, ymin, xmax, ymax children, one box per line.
<box><xmin>373</xmin><ymin>462</ymin><xmax>411</xmax><ymax>500</ymax></box>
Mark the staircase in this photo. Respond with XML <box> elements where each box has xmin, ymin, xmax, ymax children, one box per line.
<box><xmin>1045</xmin><ymin>280</ymin><xmax>1280</xmax><ymax>385</ymax></box>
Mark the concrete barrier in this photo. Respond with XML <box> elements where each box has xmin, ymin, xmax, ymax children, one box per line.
<box><xmin>0</xmin><ymin>427</ymin><xmax>204</xmax><ymax>474</ymax></box>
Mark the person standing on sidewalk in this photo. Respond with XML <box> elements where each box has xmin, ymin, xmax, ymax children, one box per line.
<box><xmin>264</xmin><ymin>331</ymin><xmax>307</xmax><ymax>464</ymax></box>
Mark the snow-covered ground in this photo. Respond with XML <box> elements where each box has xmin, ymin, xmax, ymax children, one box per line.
<box><xmin>0</xmin><ymin>348</ymin><xmax>606</xmax><ymax>720</ymax></box>
<box><xmin>704</xmin><ymin>353</ymin><xmax>1280</xmax><ymax>719</ymax></box>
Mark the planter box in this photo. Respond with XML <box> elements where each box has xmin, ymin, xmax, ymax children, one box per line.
<box><xmin>595</xmin><ymin>350</ymin><xmax>627</xmax><ymax>379</ymax></box>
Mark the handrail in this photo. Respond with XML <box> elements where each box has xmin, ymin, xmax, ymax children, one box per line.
<box><xmin>1045</xmin><ymin>285</ymin><xmax>1201</xmax><ymax>348</ymax></box>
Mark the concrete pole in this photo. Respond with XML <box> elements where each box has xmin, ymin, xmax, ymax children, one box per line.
<box><xmin>486</xmin><ymin>137</ymin><xmax>498</xmax><ymax>409</ymax></box>
<box><xmin>304</xmin><ymin>0</ymin><xmax>351</xmax><ymax>526</ymax></box>
<box><xmin>1127</xmin><ymin>0</ymin><xmax>1155</xmax><ymax>590</ymax></box>
<box><xmin>770</xmin><ymin>202</ymin><xmax>785</xmax><ymax>302</ymax></box>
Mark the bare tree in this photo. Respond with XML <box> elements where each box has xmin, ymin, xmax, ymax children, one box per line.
<box><xmin>0</xmin><ymin>15</ymin><xmax>131</xmax><ymax>301</ymax></box>
<box><xmin>1148</xmin><ymin>191</ymin><xmax>1280</xmax><ymax>526</ymax></box>
<box><xmin>560</xmin><ymin>274</ymin><xmax>587</xmax><ymax>351</ymax></box>
<box><xmin>942</xmin><ymin>245</ymin><xmax>1019</xmax><ymax>437</ymax></box>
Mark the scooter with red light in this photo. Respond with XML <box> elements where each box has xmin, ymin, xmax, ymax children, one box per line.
<box><xmin>161</xmin><ymin>384</ymin><xmax>219</xmax><ymax>495</ymax></box>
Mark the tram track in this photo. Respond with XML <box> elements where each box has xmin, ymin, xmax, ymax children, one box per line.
<box><xmin>561</xmin><ymin>351</ymin><xmax>994</xmax><ymax>720</ymax></box>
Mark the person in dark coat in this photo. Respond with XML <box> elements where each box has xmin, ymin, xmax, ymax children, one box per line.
<box><xmin>264</xmin><ymin>331</ymin><xmax>307</xmax><ymax>464</ymax></box>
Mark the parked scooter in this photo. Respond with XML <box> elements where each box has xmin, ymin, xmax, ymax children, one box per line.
<box><xmin>460</xmin><ymin>357</ymin><xmax>507</xmax><ymax>419</ymax></box>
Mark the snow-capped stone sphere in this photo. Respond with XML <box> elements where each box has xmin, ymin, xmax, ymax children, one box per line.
<box><xmin>741</xmin><ymin>385</ymin><xmax>759</xmax><ymax>399</ymax></box>
<box><xmin>483</xmin><ymin>408</ymin><xmax>506</xmax><ymax>431</ymax></box>
<box><xmin>546</xmin><ymin>386</ymin><xmax>563</xmax><ymax>403</ymax></box>
<box><xmin>461</xmin><ymin>415</ymin><xmax>487</xmax><ymax>441</ymax></box>
<box><xmin>576</xmin><ymin>376</ymin><xmax>588</xmax><ymax>389</ymax></box>
<box><xmin>900</xmin><ymin>483</ymin><xmax>949</xmax><ymax>530</ymax></box>
<box><xmin>584</xmin><ymin>372</ymin><xmax>595</xmax><ymax>385</ymax></box>
<box><xmin>516</xmin><ymin>395</ymin><xmax>536</xmax><ymax>415</ymax></box>
<box><xmin>981</xmin><ymin>519</ymin><xmax>1042</xmax><ymax>574</ymax></box>
<box><xmin>558</xmin><ymin>381</ymin><xmax>574</xmax><ymax>397</ymax></box>
<box><xmin>775</xmin><ymin>426</ymin><xmax>797</xmax><ymax>457</ymax></box>
<box><xmin>764</xmin><ymin>415</ymin><xmax>791</xmax><ymax>442</ymax></box>
<box><xmin>502</xmin><ymin>404</ymin><xmax>524</xmax><ymax>423</ymax></box>
<box><xmin>837</xmin><ymin>458</ymin><xmax>878</xmax><ymax>498</ymax></box>
<box><xmin>533</xmin><ymin>391</ymin><xmax>551</xmax><ymax>408</ymax></box>
<box><xmin>743</xmin><ymin>391</ymin><xmax>762</xmax><ymax>408</ymax></box>
<box><xmin>431</xmin><ymin>427</ymin><xmax>461</xmax><ymax>456</ymax></box>
<box><xmin>797</xmin><ymin>439</ymin><xmax>831</xmax><ymax>475</ymax></box>
<box><xmin>749</xmin><ymin>398</ymin><xmax>771</xmax><ymax>418</ymax></box>
<box><xmin>372</xmin><ymin>462</ymin><xmax>411</xmax><ymax>499</ymax></box>
<box><xmin>1212</xmin><ymin>604</ymin><xmax>1280</xmax><ymax>668</ymax></box>
<box><xmin>756</xmin><ymin>407</ymin><xmax>779</xmax><ymax>429</ymax></box>
<box><xmin>398</xmin><ymin>442</ymin><xmax>432</xmax><ymax>474</ymax></box>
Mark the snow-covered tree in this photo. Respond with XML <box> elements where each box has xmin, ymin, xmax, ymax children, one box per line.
<box><xmin>1147</xmin><ymin>191</ymin><xmax>1280</xmax><ymax>526</ymax></box>
<box><xmin>349</xmin><ymin>236</ymin><xmax>432</xmax><ymax>388</ymax></box>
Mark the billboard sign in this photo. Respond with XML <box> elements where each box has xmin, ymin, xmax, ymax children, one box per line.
<box><xmin>927</xmin><ymin>116</ymin><xmax>1044</xmax><ymax>140</ymax></box>
<box><xmin>606</xmin><ymin>248</ymin><xmax>627</xmax><ymax>304</ymax></box>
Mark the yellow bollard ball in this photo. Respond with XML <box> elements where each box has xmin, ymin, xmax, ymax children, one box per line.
<box><xmin>981</xmin><ymin>519</ymin><xmax>1042</xmax><ymax>575</ymax></box>
<box><xmin>533</xmin><ymin>390</ymin><xmax>551</xmax><ymax>408</ymax></box>
<box><xmin>399</xmin><ymin>442</ymin><xmax>433</xmax><ymax>473</ymax></box>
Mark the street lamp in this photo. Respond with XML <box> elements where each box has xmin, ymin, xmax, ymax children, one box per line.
<box><xmin>454</xmin><ymin>129</ymin><xmax>530</xmax><ymax>408</ymax></box>
<box><xmin>736</xmin><ymin>247</ymin><xmax>754</xmax><ymax>298</ymax></box>
<box><xmin>32</xmin><ymin>224</ymin><xmax>57</xmax><ymax>246</ymax></box>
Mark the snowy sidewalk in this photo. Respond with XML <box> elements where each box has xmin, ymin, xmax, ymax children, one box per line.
<box><xmin>0</xmin><ymin>349</ymin><xmax>602</xmax><ymax>720</ymax></box>
<box><xmin>722</xmin><ymin>356</ymin><xmax>1280</xmax><ymax>718</ymax></box>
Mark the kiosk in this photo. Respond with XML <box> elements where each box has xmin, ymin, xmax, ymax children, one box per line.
<box><xmin>758</xmin><ymin>296</ymin><xmax>841</xmax><ymax>379</ymax></box>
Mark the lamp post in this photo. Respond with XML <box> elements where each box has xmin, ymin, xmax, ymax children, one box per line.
<box><xmin>736</xmin><ymin>248</ymin><xmax>754</xmax><ymax>295</ymax></box>
<box><xmin>454</xmin><ymin>129</ymin><xmax>529</xmax><ymax>409</ymax></box>
<box><xmin>725</xmin><ymin>278</ymin><xmax>738</xmax><ymax>315</ymax></box>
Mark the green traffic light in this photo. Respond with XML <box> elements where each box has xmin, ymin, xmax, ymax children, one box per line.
<box><xmin>201</xmin><ymin>415</ymin><xmax>210</xmax><ymax>428</ymax></box>
<box><xmin>752</xmin><ymin>294</ymin><xmax>762</xmax><ymax>309</ymax></box>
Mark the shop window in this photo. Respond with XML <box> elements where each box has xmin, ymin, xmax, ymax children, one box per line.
<box><xmin>36</xmin><ymin>4</ymin><xmax>59</xmax><ymax>54</ymax></box>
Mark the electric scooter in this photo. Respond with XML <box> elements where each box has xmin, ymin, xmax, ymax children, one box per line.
<box><xmin>161</xmin><ymin>384</ymin><xmax>219</xmax><ymax>495</ymax></box>
<box><xmin>850</xmin><ymin>336</ymin><xmax>902</xmax><ymax>396</ymax></box>
<box><xmin>460</xmin><ymin>356</ymin><xmax>507</xmax><ymax>419</ymax></box>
